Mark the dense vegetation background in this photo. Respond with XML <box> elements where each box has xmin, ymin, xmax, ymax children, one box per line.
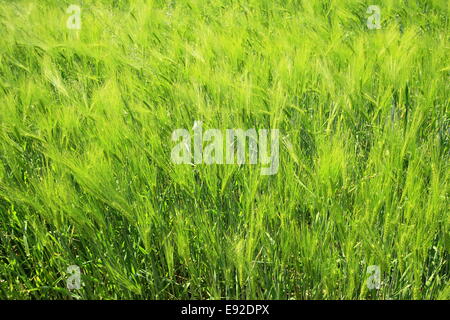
<box><xmin>0</xmin><ymin>0</ymin><xmax>448</xmax><ymax>299</ymax></box>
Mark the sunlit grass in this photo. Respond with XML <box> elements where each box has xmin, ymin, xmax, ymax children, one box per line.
<box><xmin>0</xmin><ymin>0</ymin><xmax>448</xmax><ymax>299</ymax></box>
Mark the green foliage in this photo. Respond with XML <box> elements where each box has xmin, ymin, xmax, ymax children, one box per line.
<box><xmin>0</xmin><ymin>0</ymin><xmax>448</xmax><ymax>299</ymax></box>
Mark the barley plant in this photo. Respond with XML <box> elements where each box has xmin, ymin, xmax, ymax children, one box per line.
<box><xmin>0</xmin><ymin>0</ymin><xmax>448</xmax><ymax>300</ymax></box>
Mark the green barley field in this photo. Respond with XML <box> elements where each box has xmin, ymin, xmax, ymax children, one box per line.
<box><xmin>0</xmin><ymin>0</ymin><xmax>448</xmax><ymax>300</ymax></box>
